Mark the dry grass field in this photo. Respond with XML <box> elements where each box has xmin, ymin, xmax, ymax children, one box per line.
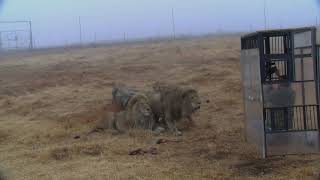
<box><xmin>0</xmin><ymin>35</ymin><xmax>319</xmax><ymax>179</ymax></box>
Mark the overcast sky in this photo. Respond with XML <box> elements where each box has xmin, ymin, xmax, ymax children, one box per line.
<box><xmin>0</xmin><ymin>0</ymin><xmax>319</xmax><ymax>47</ymax></box>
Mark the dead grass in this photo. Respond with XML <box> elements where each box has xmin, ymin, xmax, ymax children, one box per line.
<box><xmin>0</xmin><ymin>36</ymin><xmax>319</xmax><ymax>179</ymax></box>
<box><xmin>49</xmin><ymin>143</ymin><xmax>105</xmax><ymax>161</ymax></box>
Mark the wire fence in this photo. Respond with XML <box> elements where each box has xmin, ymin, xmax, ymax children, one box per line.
<box><xmin>1</xmin><ymin>13</ymin><xmax>319</xmax><ymax>50</ymax></box>
<box><xmin>0</xmin><ymin>21</ymin><xmax>33</xmax><ymax>50</ymax></box>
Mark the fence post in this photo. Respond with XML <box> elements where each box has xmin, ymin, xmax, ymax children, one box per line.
<box><xmin>29</xmin><ymin>21</ymin><xmax>33</xmax><ymax>49</ymax></box>
<box><xmin>0</xmin><ymin>32</ymin><xmax>2</xmax><ymax>49</ymax></box>
<box><xmin>79</xmin><ymin>16</ymin><xmax>82</xmax><ymax>45</ymax></box>
<box><xmin>171</xmin><ymin>8</ymin><xmax>176</xmax><ymax>39</ymax></box>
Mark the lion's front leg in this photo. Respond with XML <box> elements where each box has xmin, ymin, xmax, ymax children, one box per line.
<box><xmin>165</xmin><ymin>111</ymin><xmax>182</xmax><ymax>136</ymax></box>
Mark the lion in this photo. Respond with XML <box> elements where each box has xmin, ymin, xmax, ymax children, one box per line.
<box><xmin>89</xmin><ymin>84</ymin><xmax>155</xmax><ymax>134</ymax></box>
<box><xmin>97</xmin><ymin>84</ymin><xmax>155</xmax><ymax>133</ymax></box>
<box><xmin>112</xmin><ymin>93</ymin><xmax>155</xmax><ymax>132</ymax></box>
<box><xmin>149</xmin><ymin>82</ymin><xmax>201</xmax><ymax>136</ymax></box>
<box><xmin>92</xmin><ymin>93</ymin><xmax>155</xmax><ymax>134</ymax></box>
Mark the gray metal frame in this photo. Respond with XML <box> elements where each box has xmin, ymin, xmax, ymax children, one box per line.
<box><xmin>241</xmin><ymin>26</ymin><xmax>320</xmax><ymax>158</ymax></box>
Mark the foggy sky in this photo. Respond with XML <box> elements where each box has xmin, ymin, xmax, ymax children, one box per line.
<box><xmin>0</xmin><ymin>0</ymin><xmax>319</xmax><ymax>47</ymax></box>
<box><xmin>0</xmin><ymin>0</ymin><xmax>4</xmax><ymax>11</ymax></box>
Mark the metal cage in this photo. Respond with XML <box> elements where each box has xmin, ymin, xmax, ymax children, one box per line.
<box><xmin>241</xmin><ymin>26</ymin><xmax>320</xmax><ymax>158</ymax></box>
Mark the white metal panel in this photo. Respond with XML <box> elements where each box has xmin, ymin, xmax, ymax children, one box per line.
<box><xmin>241</xmin><ymin>49</ymin><xmax>265</xmax><ymax>158</ymax></box>
<box><xmin>294</xmin><ymin>31</ymin><xmax>312</xmax><ymax>48</ymax></box>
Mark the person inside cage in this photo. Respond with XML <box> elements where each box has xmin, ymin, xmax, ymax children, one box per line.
<box><xmin>265</xmin><ymin>61</ymin><xmax>284</xmax><ymax>80</ymax></box>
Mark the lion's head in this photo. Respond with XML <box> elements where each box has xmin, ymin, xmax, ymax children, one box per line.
<box><xmin>128</xmin><ymin>94</ymin><xmax>155</xmax><ymax>129</ymax></box>
<box><xmin>136</xmin><ymin>100</ymin><xmax>153</xmax><ymax>117</ymax></box>
<box><xmin>182</xmin><ymin>89</ymin><xmax>201</xmax><ymax>114</ymax></box>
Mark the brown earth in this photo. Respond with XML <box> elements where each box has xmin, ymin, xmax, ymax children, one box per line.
<box><xmin>0</xmin><ymin>36</ymin><xmax>319</xmax><ymax>179</ymax></box>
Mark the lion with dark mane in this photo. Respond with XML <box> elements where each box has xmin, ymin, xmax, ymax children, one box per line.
<box><xmin>112</xmin><ymin>93</ymin><xmax>155</xmax><ymax>132</ymax></box>
<box><xmin>110</xmin><ymin>84</ymin><xmax>155</xmax><ymax>132</ymax></box>
<box><xmin>94</xmin><ymin>83</ymin><xmax>155</xmax><ymax>133</ymax></box>
<box><xmin>148</xmin><ymin>82</ymin><xmax>201</xmax><ymax>136</ymax></box>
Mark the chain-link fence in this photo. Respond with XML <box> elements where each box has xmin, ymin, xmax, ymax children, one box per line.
<box><xmin>0</xmin><ymin>21</ymin><xmax>33</xmax><ymax>50</ymax></box>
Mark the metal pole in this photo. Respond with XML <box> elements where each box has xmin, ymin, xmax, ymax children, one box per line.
<box><xmin>300</xmin><ymin>48</ymin><xmax>307</xmax><ymax>129</ymax></box>
<box><xmin>171</xmin><ymin>8</ymin><xmax>176</xmax><ymax>39</ymax></box>
<box><xmin>264</xmin><ymin>0</ymin><xmax>267</xmax><ymax>30</ymax></box>
<box><xmin>79</xmin><ymin>16</ymin><xmax>82</xmax><ymax>45</ymax></box>
<box><xmin>15</xmin><ymin>32</ymin><xmax>18</xmax><ymax>49</ymax></box>
<box><xmin>310</xmin><ymin>28</ymin><xmax>320</xmax><ymax>131</ymax></box>
<box><xmin>29</xmin><ymin>21</ymin><xmax>33</xmax><ymax>49</ymax></box>
<box><xmin>0</xmin><ymin>32</ymin><xmax>2</xmax><ymax>50</ymax></box>
<box><xmin>258</xmin><ymin>32</ymin><xmax>267</xmax><ymax>158</ymax></box>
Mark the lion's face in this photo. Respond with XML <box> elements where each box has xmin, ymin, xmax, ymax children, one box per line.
<box><xmin>183</xmin><ymin>90</ymin><xmax>201</xmax><ymax>113</ymax></box>
<box><xmin>137</xmin><ymin>102</ymin><xmax>153</xmax><ymax>117</ymax></box>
